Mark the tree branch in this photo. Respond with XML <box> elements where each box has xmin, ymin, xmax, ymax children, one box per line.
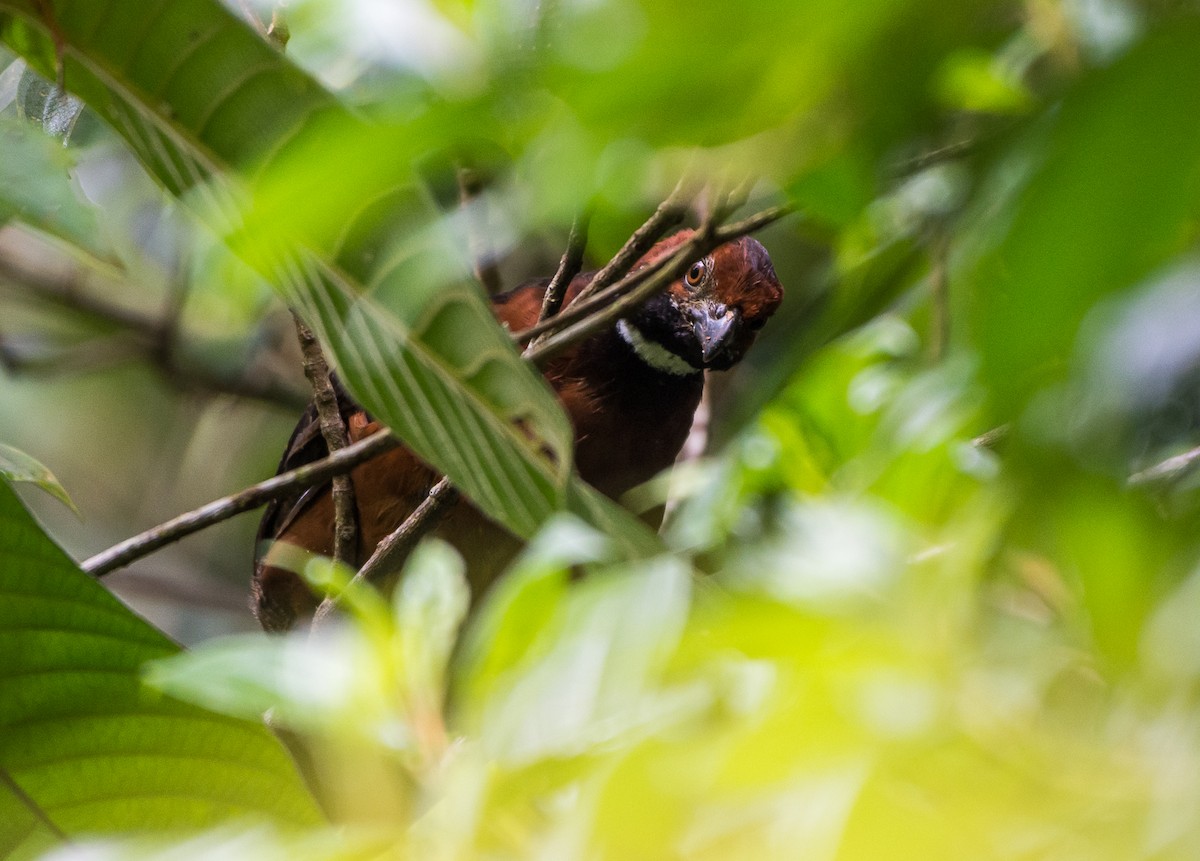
<box><xmin>292</xmin><ymin>311</ymin><xmax>358</xmax><ymax>567</ymax></box>
<box><xmin>83</xmin><ymin>429</ymin><xmax>397</xmax><ymax>577</ymax></box>
<box><xmin>312</xmin><ymin>476</ymin><xmax>459</xmax><ymax>627</ymax></box>
<box><xmin>529</xmin><ymin>213</ymin><xmax>590</xmax><ymax>339</ymax></box>
<box><xmin>0</xmin><ymin>254</ymin><xmax>307</xmax><ymax>409</ymax></box>
<box><xmin>571</xmin><ymin>179</ymin><xmax>690</xmax><ymax>306</ymax></box>
<box><xmin>514</xmin><ymin>201</ymin><xmax>788</xmax><ymax>347</ymax></box>
<box><xmin>1129</xmin><ymin>444</ymin><xmax>1200</xmax><ymax>487</ymax></box>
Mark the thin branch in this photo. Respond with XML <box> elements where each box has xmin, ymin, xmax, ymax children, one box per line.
<box><xmin>0</xmin><ymin>254</ymin><xmax>160</xmax><ymax>336</ymax></box>
<box><xmin>533</xmin><ymin>212</ymin><xmax>590</xmax><ymax>326</ymax></box>
<box><xmin>894</xmin><ymin>137</ymin><xmax>981</xmax><ymax>176</ymax></box>
<box><xmin>457</xmin><ymin>166</ymin><xmax>503</xmax><ymax>294</ymax></box>
<box><xmin>0</xmin><ymin>336</ymin><xmax>145</xmax><ymax>377</ymax></box>
<box><xmin>1129</xmin><ymin>444</ymin><xmax>1200</xmax><ymax>487</ymax></box>
<box><xmin>523</xmin><ymin>203</ymin><xmax>795</xmax><ymax>366</ymax></box>
<box><xmin>570</xmin><ymin>179</ymin><xmax>690</xmax><ymax>307</ymax></box>
<box><xmin>0</xmin><ymin>254</ymin><xmax>308</xmax><ymax>409</ymax></box>
<box><xmin>292</xmin><ymin>312</ymin><xmax>358</xmax><ymax>567</ymax></box>
<box><xmin>312</xmin><ymin>477</ymin><xmax>459</xmax><ymax>627</ymax></box>
<box><xmin>971</xmin><ymin>424</ymin><xmax>1010</xmax><ymax>449</ymax></box>
<box><xmin>83</xmin><ymin>429</ymin><xmax>397</xmax><ymax>577</ymax></box>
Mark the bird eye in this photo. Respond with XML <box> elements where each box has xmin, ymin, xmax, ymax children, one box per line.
<box><xmin>685</xmin><ymin>260</ymin><xmax>707</xmax><ymax>287</ymax></box>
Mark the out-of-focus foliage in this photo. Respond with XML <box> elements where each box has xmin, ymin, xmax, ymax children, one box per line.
<box><xmin>2</xmin><ymin>0</ymin><xmax>1200</xmax><ymax>858</ymax></box>
<box><xmin>0</xmin><ymin>481</ymin><xmax>321</xmax><ymax>859</ymax></box>
<box><xmin>0</xmin><ymin>442</ymin><xmax>75</xmax><ymax>511</ymax></box>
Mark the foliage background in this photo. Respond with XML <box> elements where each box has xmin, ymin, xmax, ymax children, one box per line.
<box><xmin>4</xmin><ymin>0</ymin><xmax>1200</xmax><ymax>858</ymax></box>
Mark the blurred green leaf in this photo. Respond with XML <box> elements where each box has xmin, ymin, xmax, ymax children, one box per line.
<box><xmin>936</xmin><ymin>48</ymin><xmax>1033</xmax><ymax>114</ymax></box>
<box><xmin>0</xmin><ymin>442</ymin><xmax>75</xmax><ymax>512</ymax></box>
<box><xmin>455</xmin><ymin>516</ymin><xmax>611</xmax><ymax>720</ymax></box>
<box><xmin>471</xmin><ymin>557</ymin><xmax>694</xmax><ymax>765</ymax></box>
<box><xmin>965</xmin><ymin>22</ymin><xmax>1200</xmax><ymax>418</ymax></box>
<box><xmin>392</xmin><ymin>539</ymin><xmax>470</xmax><ymax>711</ymax></box>
<box><xmin>0</xmin><ymin>481</ymin><xmax>321</xmax><ymax>858</ymax></box>
<box><xmin>0</xmin><ymin>114</ymin><xmax>108</xmax><ymax>259</ymax></box>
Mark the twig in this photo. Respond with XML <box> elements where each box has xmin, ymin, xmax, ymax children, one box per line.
<box><xmin>83</xmin><ymin>429</ymin><xmax>397</xmax><ymax>577</ymax></box>
<box><xmin>570</xmin><ymin>179</ymin><xmax>690</xmax><ymax>307</ymax></box>
<box><xmin>292</xmin><ymin>312</ymin><xmax>358</xmax><ymax>567</ymax></box>
<box><xmin>971</xmin><ymin>424</ymin><xmax>1010</xmax><ymax>449</ymax></box>
<box><xmin>0</xmin><ymin>255</ymin><xmax>308</xmax><ymax>409</ymax></box>
<box><xmin>523</xmin><ymin>203</ymin><xmax>794</xmax><ymax>366</ymax></box>
<box><xmin>894</xmin><ymin>138</ymin><xmax>981</xmax><ymax>176</ymax></box>
<box><xmin>1129</xmin><ymin>444</ymin><xmax>1200</xmax><ymax>487</ymax></box>
<box><xmin>311</xmin><ymin>477</ymin><xmax>459</xmax><ymax>627</ymax></box>
<box><xmin>532</xmin><ymin>213</ymin><xmax>590</xmax><ymax>328</ymax></box>
<box><xmin>457</xmin><ymin>166</ymin><xmax>502</xmax><ymax>294</ymax></box>
<box><xmin>0</xmin><ymin>253</ymin><xmax>160</xmax><ymax>335</ymax></box>
<box><xmin>0</xmin><ymin>336</ymin><xmax>144</xmax><ymax>377</ymax></box>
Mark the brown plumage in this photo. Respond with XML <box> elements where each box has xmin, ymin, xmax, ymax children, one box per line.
<box><xmin>253</xmin><ymin>229</ymin><xmax>783</xmax><ymax>631</ymax></box>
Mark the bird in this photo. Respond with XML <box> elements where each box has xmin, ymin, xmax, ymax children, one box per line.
<box><xmin>252</xmin><ymin>228</ymin><xmax>784</xmax><ymax>631</ymax></box>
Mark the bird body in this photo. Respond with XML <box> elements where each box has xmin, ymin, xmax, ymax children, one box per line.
<box><xmin>253</xmin><ymin>229</ymin><xmax>782</xmax><ymax>631</ymax></box>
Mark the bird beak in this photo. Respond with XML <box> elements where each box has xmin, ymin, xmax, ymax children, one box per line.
<box><xmin>689</xmin><ymin>302</ymin><xmax>740</xmax><ymax>366</ymax></box>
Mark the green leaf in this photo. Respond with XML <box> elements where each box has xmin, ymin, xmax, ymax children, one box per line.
<box><xmin>0</xmin><ymin>442</ymin><xmax>76</xmax><ymax>513</ymax></box>
<box><xmin>0</xmin><ymin>113</ymin><xmax>108</xmax><ymax>260</ymax></box>
<box><xmin>15</xmin><ymin>63</ymin><xmax>84</xmax><ymax>139</ymax></box>
<box><xmin>966</xmin><ymin>23</ymin><xmax>1200</xmax><ymax>417</ymax></box>
<box><xmin>935</xmin><ymin>48</ymin><xmax>1033</xmax><ymax>115</ymax></box>
<box><xmin>0</xmin><ymin>0</ymin><xmax>659</xmax><ymax>552</ymax></box>
<box><xmin>0</xmin><ymin>480</ymin><xmax>322</xmax><ymax>856</ymax></box>
<box><xmin>470</xmin><ymin>557</ymin><xmax>694</xmax><ymax>765</ymax></box>
<box><xmin>392</xmin><ymin>539</ymin><xmax>470</xmax><ymax>711</ymax></box>
<box><xmin>455</xmin><ymin>515</ymin><xmax>611</xmax><ymax>718</ymax></box>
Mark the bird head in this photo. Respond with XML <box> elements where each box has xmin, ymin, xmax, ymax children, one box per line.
<box><xmin>621</xmin><ymin>229</ymin><xmax>784</xmax><ymax>373</ymax></box>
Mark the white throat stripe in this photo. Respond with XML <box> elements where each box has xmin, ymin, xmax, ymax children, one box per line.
<box><xmin>616</xmin><ymin>319</ymin><xmax>699</xmax><ymax>376</ymax></box>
